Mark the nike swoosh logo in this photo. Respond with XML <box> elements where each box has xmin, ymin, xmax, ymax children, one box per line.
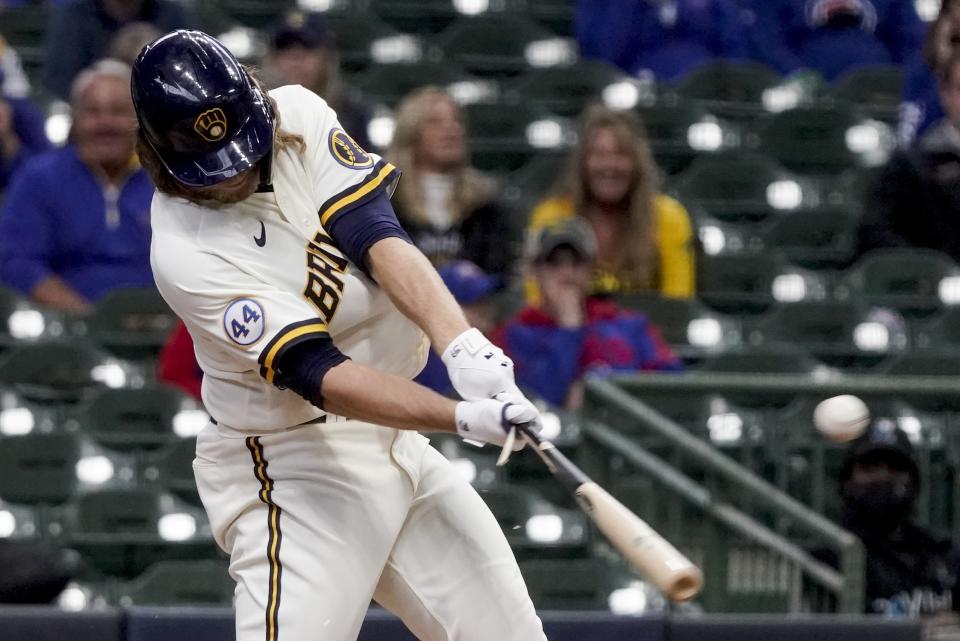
<box><xmin>254</xmin><ymin>221</ymin><xmax>266</xmax><ymax>247</ymax></box>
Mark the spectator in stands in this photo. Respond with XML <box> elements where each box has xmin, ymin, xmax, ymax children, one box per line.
<box><xmin>387</xmin><ymin>86</ymin><xmax>516</xmax><ymax>278</ymax></box>
<box><xmin>0</xmin><ymin>68</ymin><xmax>51</xmax><ymax>191</ymax></box>
<box><xmin>0</xmin><ymin>60</ymin><xmax>154</xmax><ymax>311</ymax></box>
<box><xmin>415</xmin><ymin>260</ymin><xmax>499</xmax><ymax>397</ymax></box>
<box><xmin>0</xmin><ymin>540</ymin><xmax>73</xmax><ymax>604</ymax></box>
<box><xmin>262</xmin><ymin>10</ymin><xmax>373</xmax><ymax>150</ymax></box>
<box><xmin>108</xmin><ymin>21</ymin><xmax>161</xmax><ymax>66</ymax></box>
<box><xmin>497</xmin><ymin>218</ymin><xmax>682</xmax><ymax>410</ymax></box>
<box><xmin>0</xmin><ymin>36</ymin><xmax>31</xmax><ymax>99</ymax></box>
<box><xmin>900</xmin><ymin>2</ymin><xmax>960</xmax><ymax>146</ymax></box>
<box><xmin>528</xmin><ymin>105</ymin><xmax>695</xmax><ymax>300</ymax></box>
<box><xmin>158</xmin><ymin>320</ymin><xmax>202</xmax><ymax>402</ymax></box>
<box><xmin>43</xmin><ymin>0</ymin><xmax>191</xmax><ymax>100</ymax></box>
<box><xmin>820</xmin><ymin>421</ymin><xmax>959</xmax><ymax>616</ymax></box>
<box><xmin>574</xmin><ymin>0</ymin><xmax>748</xmax><ymax>81</ymax></box>
<box><xmin>859</xmin><ymin>51</ymin><xmax>960</xmax><ymax>262</ymax></box>
<box><xmin>748</xmin><ymin>0</ymin><xmax>925</xmax><ymax>82</ymax></box>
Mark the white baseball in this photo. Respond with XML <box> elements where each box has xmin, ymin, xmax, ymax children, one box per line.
<box><xmin>813</xmin><ymin>395</ymin><xmax>871</xmax><ymax>442</ymax></box>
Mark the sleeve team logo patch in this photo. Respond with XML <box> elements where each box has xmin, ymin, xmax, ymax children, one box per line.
<box><xmin>194</xmin><ymin>107</ymin><xmax>228</xmax><ymax>142</ymax></box>
<box><xmin>223</xmin><ymin>298</ymin><xmax>266</xmax><ymax>346</ymax></box>
<box><xmin>329</xmin><ymin>128</ymin><xmax>374</xmax><ymax>169</ymax></box>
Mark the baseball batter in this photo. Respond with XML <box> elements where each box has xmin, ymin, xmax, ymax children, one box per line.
<box><xmin>131</xmin><ymin>31</ymin><xmax>548</xmax><ymax>641</ymax></box>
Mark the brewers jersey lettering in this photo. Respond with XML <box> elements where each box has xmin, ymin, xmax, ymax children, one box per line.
<box><xmin>151</xmin><ymin>85</ymin><xmax>428</xmax><ymax>431</ymax></box>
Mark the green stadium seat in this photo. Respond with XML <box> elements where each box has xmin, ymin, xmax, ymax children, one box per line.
<box><xmin>353</xmin><ymin>61</ymin><xmax>474</xmax><ymax>107</ymax></box>
<box><xmin>751</xmin><ymin>300</ymin><xmax>908</xmax><ymax>370</ymax></box>
<box><xmin>673</xmin><ymin>60</ymin><xmax>783</xmax><ymax>119</ymax></box>
<box><xmin>519</xmin><ymin>558</ymin><xmax>635</xmax><ymax>610</ymax></box>
<box><xmin>0</xmin><ymin>340</ymin><xmax>115</xmax><ymax>403</ymax></box>
<box><xmin>477</xmin><ymin>485</ymin><xmax>589</xmax><ymax>558</ymax></box>
<box><xmin>759</xmin><ymin>105</ymin><xmax>890</xmax><ymax>175</ymax></box>
<box><xmin>70</xmin><ymin>385</ymin><xmax>201</xmax><ymax>454</ymax></box>
<box><xmin>119</xmin><ymin>560</ymin><xmax>233</xmax><ymax>606</ymax></box>
<box><xmin>880</xmin><ymin>350</ymin><xmax>960</xmax><ymax>377</ymax></box>
<box><xmin>617</xmin><ymin>293</ymin><xmax>741</xmax><ymax>359</ymax></box>
<box><xmin>437</xmin><ymin>16</ymin><xmax>561</xmax><ymax>78</ymax></box>
<box><xmin>636</xmin><ymin>101</ymin><xmax>739</xmax><ymax>175</ymax></box>
<box><xmin>143</xmin><ymin>438</ymin><xmax>201</xmax><ymax>506</ymax></box>
<box><xmin>464</xmin><ymin>101</ymin><xmax>570</xmax><ymax>172</ymax></box>
<box><xmin>0</xmin><ymin>433</ymin><xmax>79</xmax><ymax>505</ymax></box>
<box><xmin>526</xmin><ymin>0</ymin><xmax>577</xmax><ymax>36</ymax></box>
<box><xmin>503</xmin><ymin>154</ymin><xmax>567</xmax><ymax>214</ymax></box>
<box><xmin>840</xmin><ymin>248</ymin><xmax>960</xmax><ymax>318</ymax></box>
<box><xmin>830</xmin><ymin>65</ymin><xmax>904</xmax><ymax>123</ymax></box>
<box><xmin>84</xmin><ymin>288</ymin><xmax>177</xmax><ymax>362</ymax></box>
<box><xmin>762</xmin><ymin>207</ymin><xmax>859</xmax><ymax>270</ymax></box>
<box><xmin>210</xmin><ymin>0</ymin><xmax>295</xmax><ymax>28</ymax></box>
<box><xmin>669</xmin><ymin>152</ymin><xmax>808</xmax><ymax>223</ymax></box>
<box><xmin>697</xmin><ymin>345</ymin><xmax>825</xmax><ymax>408</ymax></box>
<box><xmin>0</xmin><ymin>5</ymin><xmax>49</xmax><ymax>83</ymax></box>
<box><xmin>916</xmin><ymin>307</ymin><xmax>960</xmax><ymax>351</ymax></box>
<box><xmin>325</xmin><ymin>13</ymin><xmax>409</xmax><ymax>75</ymax></box>
<box><xmin>697</xmin><ymin>254</ymin><xmax>824</xmax><ymax>315</ymax></box>
<box><xmin>367</xmin><ymin>0</ymin><xmax>458</xmax><ymax>34</ymax></box>
<box><xmin>507</xmin><ymin>60</ymin><xmax>632</xmax><ymax>117</ymax></box>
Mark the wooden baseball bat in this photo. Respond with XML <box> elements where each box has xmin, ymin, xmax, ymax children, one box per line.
<box><xmin>516</xmin><ymin>423</ymin><xmax>704</xmax><ymax>602</ymax></box>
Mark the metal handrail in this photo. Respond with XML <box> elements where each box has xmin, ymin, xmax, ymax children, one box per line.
<box><xmin>583</xmin><ymin>377</ymin><xmax>865</xmax><ymax>612</ymax></box>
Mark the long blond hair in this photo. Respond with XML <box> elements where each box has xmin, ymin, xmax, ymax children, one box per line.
<box><xmin>387</xmin><ymin>86</ymin><xmax>494</xmax><ymax>225</ymax></box>
<box><xmin>558</xmin><ymin>104</ymin><xmax>660</xmax><ymax>289</ymax></box>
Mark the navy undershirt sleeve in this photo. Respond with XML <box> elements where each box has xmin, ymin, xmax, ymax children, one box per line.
<box><xmin>272</xmin><ymin>338</ymin><xmax>350</xmax><ymax>409</ymax></box>
<box><xmin>324</xmin><ymin>190</ymin><xmax>412</xmax><ymax>278</ymax></box>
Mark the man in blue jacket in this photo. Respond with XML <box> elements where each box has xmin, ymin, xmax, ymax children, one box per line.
<box><xmin>749</xmin><ymin>0</ymin><xmax>925</xmax><ymax>81</ymax></box>
<box><xmin>0</xmin><ymin>59</ymin><xmax>155</xmax><ymax>311</ymax></box>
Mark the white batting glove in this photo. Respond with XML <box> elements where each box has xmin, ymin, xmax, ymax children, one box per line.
<box><xmin>442</xmin><ymin>328</ymin><xmax>517</xmax><ymax>401</ymax></box>
<box><xmin>455</xmin><ymin>398</ymin><xmax>538</xmax><ymax>449</ymax></box>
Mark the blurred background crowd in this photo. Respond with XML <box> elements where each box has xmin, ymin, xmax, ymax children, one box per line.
<box><xmin>2</xmin><ymin>0</ymin><xmax>960</xmax><ymax>627</ymax></box>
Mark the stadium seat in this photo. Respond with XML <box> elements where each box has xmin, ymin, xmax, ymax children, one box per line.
<box><xmin>477</xmin><ymin>485</ymin><xmax>589</xmax><ymax>558</ymax></box>
<box><xmin>0</xmin><ymin>432</ymin><xmax>79</xmax><ymax>505</ymax></box>
<box><xmin>881</xmin><ymin>350</ymin><xmax>960</xmax><ymax>377</ymax></box>
<box><xmin>840</xmin><ymin>248</ymin><xmax>960</xmax><ymax>318</ymax></box>
<box><xmin>464</xmin><ymin>101</ymin><xmax>570</xmax><ymax>172</ymax></box>
<box><xmin>673</xmin><ymin>60</ymin><xmax>783</xmax><ymax>119</ymax></box>
<box><xmin>70</xmin><ymin>385</ymin><xmax>198</xmax><ymax>453</ymax></box>
<box><xmin>761</xmin><ymin>207</ymin><xmax>859</xmax><ymax>270</ymax></box>
<box><xmin>916</xmin><ymin>307</ymin><xmax>960</xmax><ymax>351</ymax></box>
<box><xmin>366</xmin><ymin>0</ymin><xmax>458</xmax><ymax>34</ymax></box>
<box><xmin>751</xmin><ymin>300</ymin><xmax>908</xmax><ymax>370</ymax></box>
<box><xmin>637</xmin><ymin>101</ymin><xmax>738</xmax><ymax>175</ymax></box>
<box><xmin>503</xmin><ymin>154</ymin><xmax>567</xmax><ymax>214</ymax></box>
<box><xmin>143</xmin><ymin>438</ymin><xmax>201</xmax><ymax>506</ymax></box>
<box><xmin>210</xmin><ymin>0</ymin><xmax>295</xmax><ymax>28</ymax></box>
<box><xmin>353</xmin><ymin>61</ymin><xmax>474</xmax><ymax>107</ymax></box>
<box><xmin>436</xmin><ymin>16</ymin><xmax>562</xmax><ymax>78</ymax></box>
<box><xmin>0</xmin><ymin>4</ymin><xmax>49</xmax><ymax>83</ymax></box>
<box><xmin>324</xmin><ymin>13</ymin><xmax>408</xmax><ymax>75</ymax></box>
<box><xmin>526</xmin><ymin>0</ymin><xmax>577</xmax><ymax>36</ymax></box>
<box><xmin>697</xmin><ymin>345</ymin><xmax>825</xmax><ymax>408</ymax></box>
<box><xmin>697</xmin><ymin>253</ymin><xmax>824</xmax><ymax>315</ymax></box>
<box><xmin>119</xmin><ymin>559</ymin><xmax>233</xmax><ymax>606</ymax></box>
<box><xmin>830</xmin><ymin>65</ymin><xmax>904</xmax><ymax>123</ymax></box>
<box><xmin>669</xmin><ymin>152</ymin><xmax>807</xmax><ymax>223</ymax></box>
<box><xmin>617</xmin><ymin>293</ymin><xmax>741</xmax><ymax>359</ymax></box>
<box><xmin>84</xmin><ymin>288</ymin><xmax>177</xmax><ymax>362</ymax></box>
<box><xmin>506</xmin><ymin>60</ymin><xmax>632</xmax><ymax>117</ymax></box>
<box><xmin>0</xmin><ymin>340</ymin><xmax>116</xmax><ymax>402</ymax></box>
<box><xmin>759</xmin><ymin>105</ymin><xmax>890</xmax><ymax>175</ymax></box>
<box><xmin>519</xmin><ymin>558</ymin><xmax>634</xmax><ymax>610</ymax></box>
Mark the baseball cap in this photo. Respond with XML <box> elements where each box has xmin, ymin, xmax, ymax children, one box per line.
<box><xmin>526</xmin><ymin>217</ymin><xmax>598</xmax><ymax>262</ymax></box>
<box><xmin>840</xmin><ymin>419</ymin><xmax>920</xmax><ymax>485</ymax></box>
<box><xmin>438</xmin><ymin>261</ymin><xmax>499</xmax><ymax>305</ymax></box>
<box><xmin>272</xmin><ymin>11</ymin><xmax>329</xmax><ymax>50</ymax></box>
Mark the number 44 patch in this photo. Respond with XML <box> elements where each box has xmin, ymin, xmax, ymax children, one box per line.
<box><xmin>223</xmin><ymin>298</ymin><xmax>265</xmax><ymax>346</ymax></box>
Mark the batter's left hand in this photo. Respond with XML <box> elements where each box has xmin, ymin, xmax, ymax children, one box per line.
<box><xmin>442</xmin><ymin>328</ymin><xmax>517</xmax><ymax>401</ymax></box>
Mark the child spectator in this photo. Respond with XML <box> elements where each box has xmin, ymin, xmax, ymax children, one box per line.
<box><xmin>497</xmin><ymin>218</ymin><xmax>682</xmax><ymax>410</ymax></box>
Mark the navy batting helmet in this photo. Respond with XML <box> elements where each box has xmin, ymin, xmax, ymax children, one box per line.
<box><xmin>131</xmin><ymin>30</ymin><xmax>274</xmax><ymax>187</ymax></box>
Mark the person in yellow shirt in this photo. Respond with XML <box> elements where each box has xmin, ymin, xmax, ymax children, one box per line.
<box><xmin>527</xmin><ymin>104</ymin><xmax>695</xmax><ymax>299</ymax></box>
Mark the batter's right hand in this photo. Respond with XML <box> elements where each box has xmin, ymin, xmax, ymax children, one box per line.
<box><xmin>454</xmin><ymin>398</ymin><xmax>538</xmax><ymax>451</ymax></box>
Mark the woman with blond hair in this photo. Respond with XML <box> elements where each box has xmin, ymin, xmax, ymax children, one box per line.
<box><xmin>527</xmin><ymin>104</ymin><xmax>695</xmax><ymax>299</ymax></box>
<box><xmin>388</xmin><ymin>86</ymin><xmax>515</xmax><ymax>278</ymax></box>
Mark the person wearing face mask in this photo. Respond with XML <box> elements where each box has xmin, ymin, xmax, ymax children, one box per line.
<box><xmin>527</xmin><ymin>105</ymin><xmax>695</xmax><ymax>301</ymax></box>
<box><xmin>387</xmin><ymin>86</ymin><xmax>515</xmax><ymax>279</ymax></box>
<box><xmin>0</xmin><ymin>59</ymin><xmax>155</xmax><ymax>312</ymax></box>
<box><xmin>817</xmin><ymin>421</ymin><xmax>959</xmax><ymax>616</ymax></box>
<box><xmin>497</xmin><ymin>218</ymin><xmax>683</xmax><ymax>410</ymax></box>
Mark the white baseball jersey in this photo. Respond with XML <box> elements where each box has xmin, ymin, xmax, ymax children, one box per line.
<box><xmin>151</xmin><ymin>84</ymin><xmax>429</xmax><ymax>430</ymax></box>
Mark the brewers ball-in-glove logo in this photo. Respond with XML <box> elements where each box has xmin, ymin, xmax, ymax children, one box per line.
<box><xmin>329</xmin><ymin>128</ymin><xmax>374</xmax><ymax>169</ymax></box>
<box><xmin>194</xmin><ymin>108</ymin><xmax>228</xmax><ymax>142</ymax></box>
